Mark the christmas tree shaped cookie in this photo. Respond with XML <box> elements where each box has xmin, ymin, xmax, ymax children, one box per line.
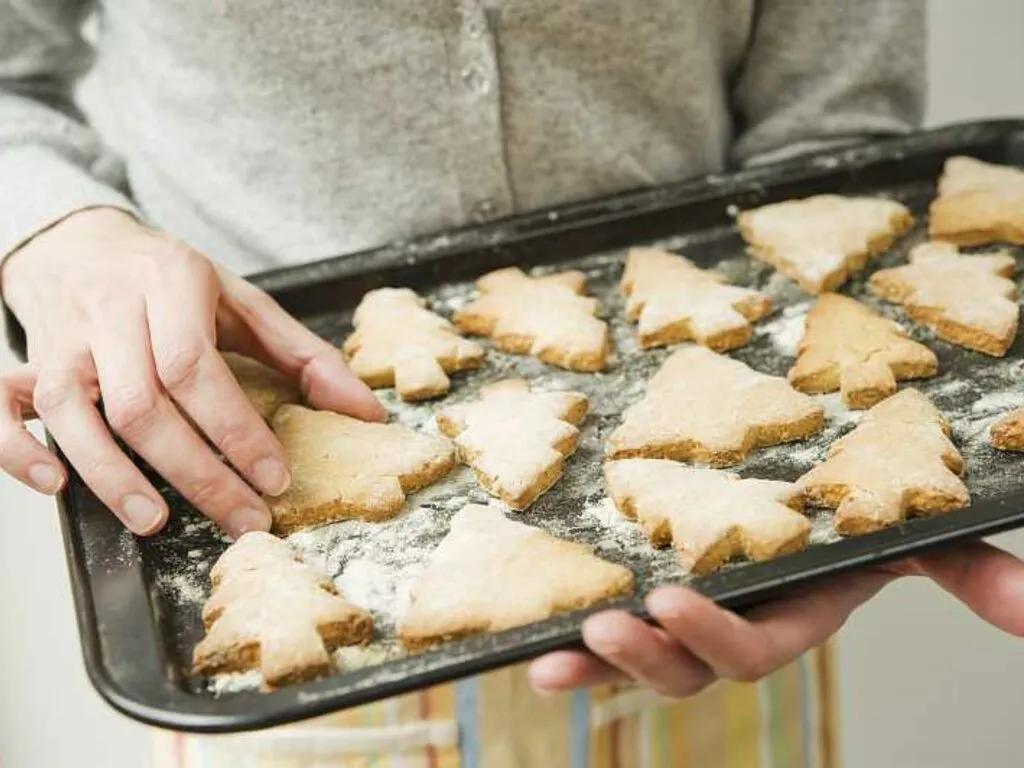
<box><xmin>224</xmin><ymin>352</ymin><xmax>300</xmax><ymax>420</ymax></box>
<box><xmin>604</xmin><ymin>459</ymin><xmax>810</xmax><ymax>574</ymax></box>
<box><xmin>267</xmin><ymin>405</ymin><xmax>455</xmax><ymax>533</ymax></box>
<box><xmin>343</xmin><ymin>287</ymin><xmax>485</xmax><ymax>401</ymax></box>
<box><xmin>929</xmin><ymin>156</ymin><xmax>1024</xmax><ymax>246</ymax></box>
<box><xmin>606</xmin><ymin>346</ymin><xmax>824</xmax><ymax>466</ymax></box>
<box><xmin>619</xmin><ymin>247</ymin><xmax>773</xmax><ymax>351</ymax></box>
<box><xmin>454</xmin><ymin>267</ymin><xmax>610</xmax><ymax>371</ymax></box>
<box><xmin>737</xmin><ymin>194</ymin><xmax>913</xmax><ymax>293</ymax></box>
<box><xmin>797</xmin><ymin>389</ymin><xmax>969</xmax><ymax>535</ymax></box>
<box><xmin>991</xmin><ymin>407</ymin><xmax>1024</xmax><ymax>452</ymax></box>
<box><xmin>193</xmin><ymin>531</ymin><xmax>373</xmax><ymax>688</ymax></box>
<box><xmin>436</xmin><ymin>379</ymin><xmax>588</xmax><ymax>509</ymax></box>
<box><xmin>870</xmin><ymin>241</ymin><xmax>1018</xmax><ymax>356</ymax></box>
<box><xmin>788</xmin><ymin>294</ymin><xmax>938</xmax><ymax>409</ymax></box>
<box><xmin>399</xmin><ymin>504</ymin><xmax>633</xmax><ymax>650</ymax></box>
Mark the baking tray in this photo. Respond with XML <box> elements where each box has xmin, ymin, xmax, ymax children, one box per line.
<box><xmin>48</xmin><ymin>120</ymin><xmax>1024</xmax><ymax>732</ymax></box>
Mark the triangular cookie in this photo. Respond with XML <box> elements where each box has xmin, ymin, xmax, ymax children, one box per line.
<box><xmin>399</xmin><ymin>504</ymin><xmax>633</xmax><ymax>650</ymax></box>
<box><xmin>991</xmin><ymin>407</ymin><xmax>1024</xmax><ymax>452</ymax></box>
<box><xmin>929</xmin><ymin>156</ymin><xmax>1024</xmax><ymax>246</ymax></box>
<box><xmin>737</xmin><ymin>194</ymin><xmax>913</xmax><ymax>293</ymax></box>
<box><xmin>343</xmin><ymin>287</ymin><xmax>485</xmax><ymax>401</ymax></box>
<box><xmin>620</xmin><ymin>247</ymin><xmax>773</xmax><ymax>351</ymax></box>
<box><xmin>436</xmin><ymin>379</ymin><xmax>588</xmax><ymax>509</ymax></box>
<box><xmin>224</xmin><ymin>352</ymin><xmax>300</xmax><ymax>420</ymax></box>
<box><xmin>604</xmin><ymin>459</ymin><xmax>809</xmax><ymax>574</ymax></box>
<box><xmin>870</xmin><ymin>241</ymin><xmax>1018</xmax><ymax>356</ymax></box>
<box><xmin>454</xmin><ymin>267</ymin><xmax>611</xmax><ymax>371</ymax></box>
<box><xmin>267</xmin><ymin>405</ymin><xmax>455</xmax><ymax>533</ymax></box>
<box><xmin>797</xmin><ymin>389</ymin><xmax>969</xmax><ymax>535</ymax></box>
<box><xmin>193</xmin><ymin>532</ymin><xmax>373</xmax><ymax>688</ymax></box>
<box><xmin>788</xmin><ymin>294</ymin><xmax>938</xmax><ymax>409</ymax></box>
<box><xmin>606</xmin><ymin>346</ymin><xmax>824</xmax><ymax>466</ymax></box>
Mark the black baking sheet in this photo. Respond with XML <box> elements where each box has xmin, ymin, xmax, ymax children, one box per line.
<box><xmin>52</xmin><ymin>120</ymin><xmax>1024</xmax><ymax>732</ymax></box>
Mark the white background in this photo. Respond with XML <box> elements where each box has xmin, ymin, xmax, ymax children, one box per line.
<box><xmin>2</xmin><ymin>3</ymin><xmax>1023</xmax><ymax>766</ymax></box>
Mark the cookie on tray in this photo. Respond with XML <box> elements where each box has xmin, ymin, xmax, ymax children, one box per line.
<box><xmin>737</xmin><ymin>194</ymin><xmax>913</xmax><ymax>294</ymax></box>
<box><xmin>604</xmin><ymin>459</ymin><xmax>810</xmax><ymax>574</ymax></box>
<box><xmin>436</xmin><ymin>379</ymin><xmax>588</xmax><ymax>509</ymax></box>
<box><xmin>797</xmin><ymin>389</ymin><xmax>969</xmax><ymax>535</ymax></box>
<box><xmin>606</xmin><ymin>345</ymin><xmax>824</xmax><ymax>466</ymax></box>
<box><xmin>929</xmin><ymin>156</ymin><xmax>1024</xmax><ymax>246</ymax></box>
<box><xmin>454</xmin><ymin>267</ymin><xmax>611</xmax><ymax>371</ymax></box>
<box><xmin>266</xmin><ymin>405</ymin><xmax>455</xmax><ymax>533</ymax></box>
<box><xmin>870</xmin><ymin>241</ymin><xmax>1018</xmax><ymax>357</ymax></box>
<box><xmin>788</xmin><ymin>294</ymin><xmax>938</xmax><ymax>409</ymax></box>
<box><xmin>399</xmin><ymin>504</ymin><xmax>633</xmax><ymax>650</ymax></box>
<box><xmin>619</xmin><ymin>247</ymin><xmax>773</xmax><ymax>351</ymax></box>
<box><xmin>343</xmin><ymin>287</ymin><xmax>485</xmax><ymax>401</ymax></box>
<box><xmin>193</xmin><ymin>531</ymin><xmax>373</xmax><ymax>688</ymax></box>
<box><xmin>224</xmin><ymin>352</ymin><xmax>301</xmax><ymax>420</ymax></box>
<box><xmin>991</xmin><ymin>407</ymin><xmax>1024</xmax><ymax>452</ymax></box>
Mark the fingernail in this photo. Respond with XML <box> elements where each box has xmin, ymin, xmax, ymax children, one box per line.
<box><xmin>252</xmin><ymin>457</ymin><xmax>290</xmax><ymax>495</ymax></box>
<box><xmin>121</xmin><ymin>494</ymin><xmax>165</xmax><ymax>534</ymax></box>
<box><xmin>28</xmin><ymin>463</ymin><xmax>63</xmax><ymax>494</ymax></box>
<box><xmin>229</xmin><ymin>506</ymin><xmax>272</xmax><ymax>538</ymax></box>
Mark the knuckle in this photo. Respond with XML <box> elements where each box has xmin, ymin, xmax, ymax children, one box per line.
<box><xmin>184</xmin><ymin>473</ymin><xmax>232</xmax><ymax>510</ymax></box>
<box><xmin>730</xmin><ymin>650</ymin><xmax>772</xmax><ymax>683</ymax></box>
<box><xmin>33</xmin><ymin>374</ymin><xmax>77</xmax><ymax>416</ymax></box>
<box><xmin>105</xmin><ymin>385</ymin><xmax>162</xmax><ymax>438</ymax></box>
<box><xmin>216</xmin><ymin>419</ymin><xmax>256</xmax><ymax>458</ymax></box>
<box><xmin>156</xmin><ymin>339</ymin><xmax>208</xmax><ymax>392</ymax></box>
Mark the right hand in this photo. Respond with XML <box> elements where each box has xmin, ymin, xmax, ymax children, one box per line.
<box><xmin>0</xmin><ymin>207</ymin><xmax>385</xmax><ymax>537</ymax></box>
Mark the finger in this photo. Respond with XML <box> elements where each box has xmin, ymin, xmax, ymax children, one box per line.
<box><xmin>910</xmin><ymin>541</ymin><xmax>1024</xmax><ymax>637</ymax></box>
<box><xmin>220</xmin><ymin>274</ymin><xmax>386</xmax><ymax>421</ymax></box>
<box><xmin>89</xmin><ymin>303</ymin><xmax>271</xmax><ymax>538</ymax></box>
<box><xmin>646</xmin><ymin>574</ymin><xmax>890</xmax><ymax>683</ymax></box>
<box><xmin>33</xmin><ymin>354</ymin><xmax>169</xmax><ymax>535</ymax></box>
<box><xmin>528</xmin><ymin>650</ymin><xmax>626</xmax><ymax>693</ymax></box>
<box><xmin>0</xmin><ymin>367</ymin><xmax>67</xmax><ymax>493</ymax></box>
<box><xmin>145</xmin><ymin>283</ymin><xmax>292</xmax><ymax>496</ymax></box>
<box><xmin>579</xmin><ymin>609</ymin><xmax>715</xmax><ymax>698</ymax></box>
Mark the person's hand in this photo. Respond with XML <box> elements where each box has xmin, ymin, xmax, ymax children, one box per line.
<box><xmin>0</xmin><ymin>207</ymin><xmax>384</xmax><ymax>537</ymax></box>
<box><xmin>529</xmin><ymin>541</ymin><xmax>1024</xmax><ymax>696</ymax></box>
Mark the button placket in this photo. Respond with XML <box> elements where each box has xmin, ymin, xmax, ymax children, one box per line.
<box><xmin>447</xmin><ymin>0</ymin><xmax>514</xmax><ymax>223</ymax></box>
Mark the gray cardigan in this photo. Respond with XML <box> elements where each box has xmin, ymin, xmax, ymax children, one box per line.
<box><xmin>0</xmin><ymin>0</ymin><xmax>924</xmax><ymax>275</ymax></box>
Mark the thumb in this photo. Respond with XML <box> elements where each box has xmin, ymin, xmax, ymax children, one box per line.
<box><xmin>906</xmin><ymin>541</ymin><xmax>1024</xmax><ymax>637</ymax></box>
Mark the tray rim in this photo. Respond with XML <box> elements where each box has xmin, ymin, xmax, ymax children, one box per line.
<box><xmin>54</xmin><ymin>118</ymin><xmax>1024</xmax><ymax>733</ymax></box>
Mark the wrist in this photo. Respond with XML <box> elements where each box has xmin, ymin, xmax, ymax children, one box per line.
<box><xmin>1</xmin><ymin>206</ymin><xmax>140</xmax><ymax>307</ymax></box>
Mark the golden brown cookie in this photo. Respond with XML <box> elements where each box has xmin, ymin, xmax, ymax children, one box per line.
<box><xmin>193</xmin><ymin>531</ymin><xmax>373</xmax><ymax>688</ymax></box>
<box><xmin>606</xmin><ymin>346</ymin><xmax>824</xmax><ymax>466</ymax></box>
<box><xmin>224</xmin><ymin>352</ymin><xmax>301</xmax><ymax>420</ymax></box>
<box><xmin>266</xmin><ymin>405</ymin><xmax>455</xmax><ymax>533</ymax></box>
<box><xmin>991</xmin><ymin>407</ymin><xmax>1024</xmax><ymax>452</ymax></box>
<box><xmin>604</xmin><ymin>459</ymin><xmax>810</xmax><ymax>574</ymax></box>
<box><xmin>620</xmin><ymin>247</ymin><xmax>773</xmax><ymax>351</ymax></box>
<box><xmin>436</xmin><ymin>379</ymin><xmax>588</xmax><ymax>509</ymax></box>
<box><xmin>788</xmin><ymin>294</ymin><xmax>938</xmax><ymax>409</ymax></box>
<box><xmin>399</xmin><ymin>504</ymin><xmax>633</xmax><ymax>650</ymax></box>
<box><xmin>870</xmin><ymin>241</ymin><xmax>1018</xmax><ymax>356</ymax></box>
<box><xmin>929</xmin><ymin>156</ymin><xmax>1024</xmax><ymax>246</ymax></box>
<box><xmin>343</xmin><ymin>287</ymin><xmax>485</xmax><ymax>401</ymax></box>
<box><xmin>737</xmin><ymin>194</ymin><xmax>913</xmax><ymax>293</ymax></box>
<box><xmin>797</xmin><ymin>389</ymin><xmax>969</xmax><ymax>535</ymax></box>
<box><xmin>454</xmin><ymin>267</ymin><xmax>611</xmax><ymax>371</ymax></box>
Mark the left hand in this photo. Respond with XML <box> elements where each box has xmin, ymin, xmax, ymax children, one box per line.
<box><xmin>529</xmin><ymin>541</ymin><xmax>1024</xmax><ymax>696</ymax></box>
